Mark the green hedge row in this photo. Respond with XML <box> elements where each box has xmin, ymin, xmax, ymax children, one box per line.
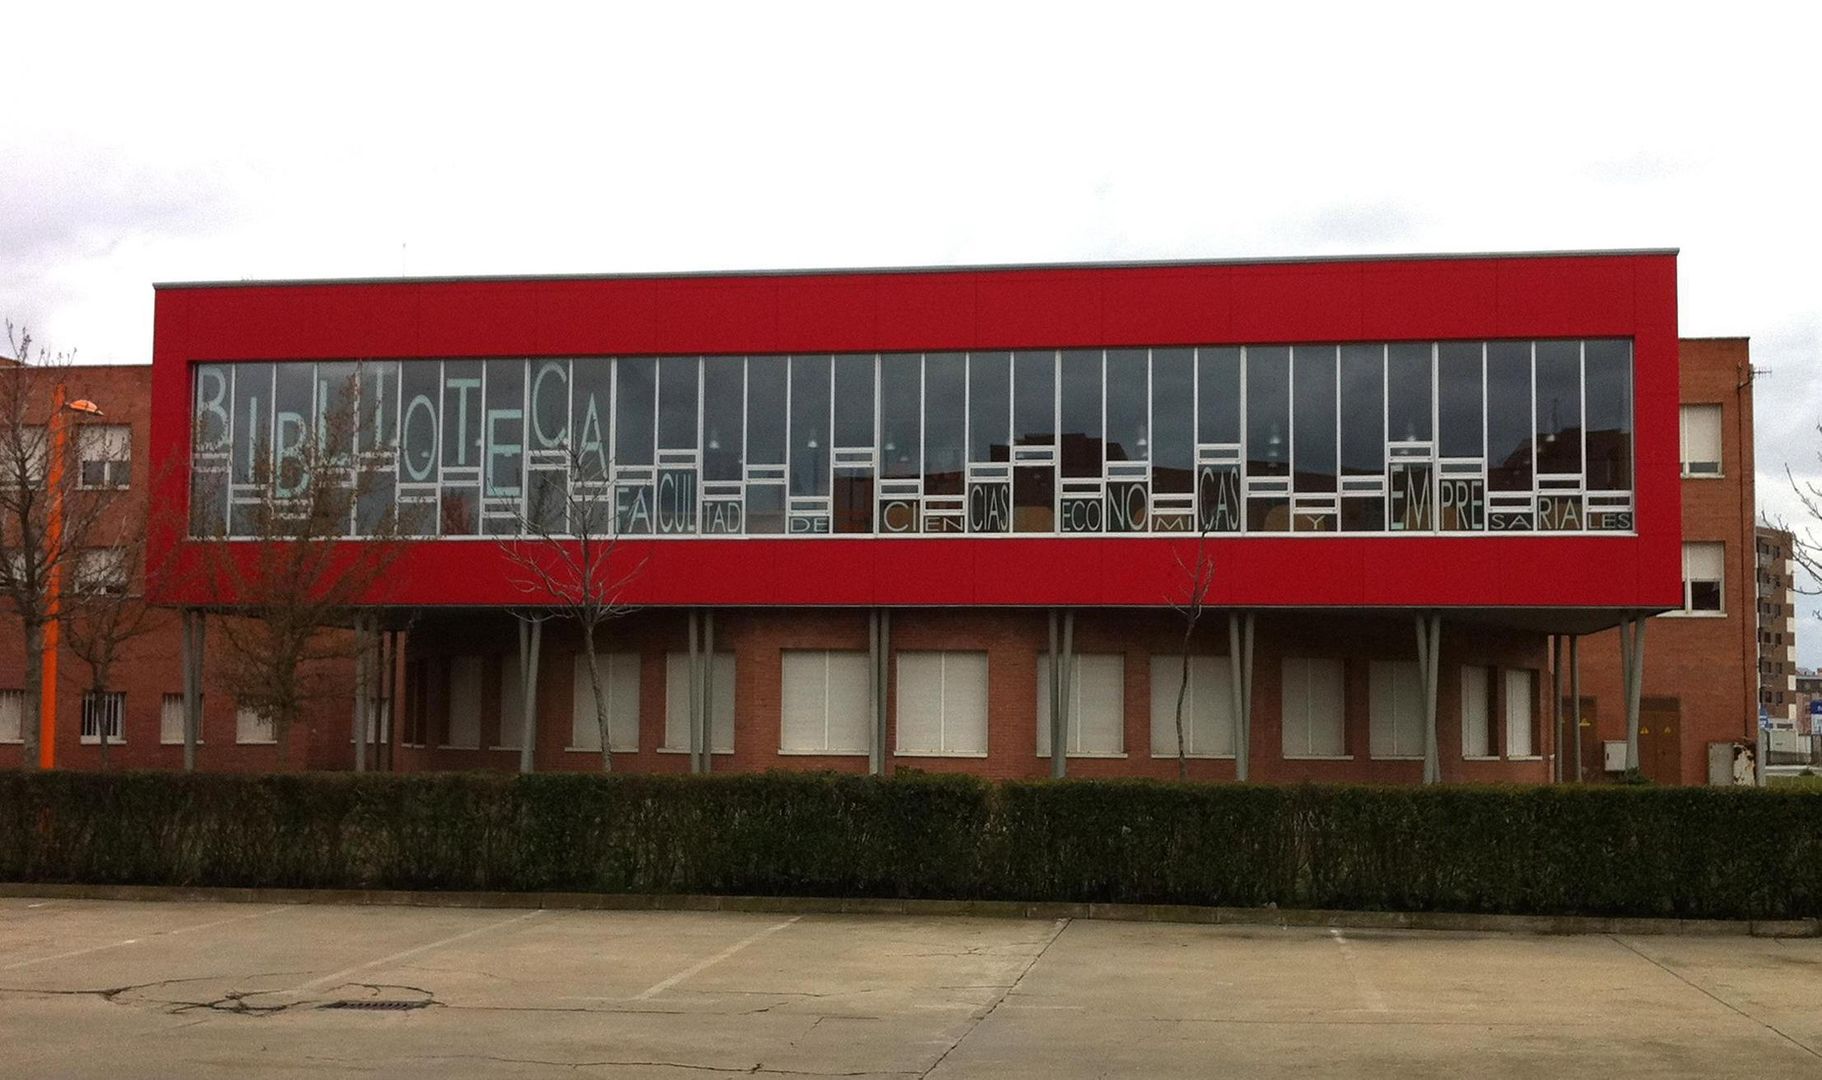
<box><xmin>0</xmin><ymin>770</ymin><xmax>1818</xmax><ymax>920</ymax></box>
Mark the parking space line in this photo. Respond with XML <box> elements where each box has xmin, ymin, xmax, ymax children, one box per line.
<box><xmin>0</xmin><ymin>905</ymin><xmax>287</xmax><ymax>972</ymax></box>
<box><xmin>635</xmin><ymin>915</ymin><xmax>802</xmax><ymax>1000</ymax></box>
<box><xmin>289</xmin><ymin>909</ymin><xmax>546</xmax><ymax>993</ymax></box>
<box><xmin>1329</xmin><ymin>929</ymin><xmax>1389</xmax><ymax>1014</ymax></box>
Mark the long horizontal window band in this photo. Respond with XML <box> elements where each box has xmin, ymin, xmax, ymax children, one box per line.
<box><xmin>188</xmin><ymin>340</ymin><xmax>1635</xmax><ymax>539</ymax></box>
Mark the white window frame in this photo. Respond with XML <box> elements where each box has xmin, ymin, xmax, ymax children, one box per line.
<box><xmin>663</xmin><ymin>651</ymin><xmax>736</xmax><ymax>754</ymax></box>
<box><xmin>571</xmin><ymin>651</ymin><xmax>642</xmax><ymax>753</ymax></box>
<box><xmin>1460</xmin><ymin>666</ymin><xmax>1494</xmax><ymax>759</ymax></box>
<box><xmin>235</xmin><ymin>703</ymin><xmax>275</xmax><ymax>745</ymax></box>
<box><xmin>1678</xmin><ymin>403</ymin><xmax>1722</xmax><ymax>477</ymax></box>
<box><xmin>779</xmin><ymin>650</ymin><xmax>870</xmax><ymax>755</ymax></box>
<box><xmin>0</xmin><ymin>688</ymin><xmax>22</xmax><ymax>743</ymax></box>
<box><xmin>1280</xmin><ymin>657</ymin><xmax>1347</xmax><ymax>759</ymax></box>
<box><xmin>1670</xmin><ymin>541</ymin><xmax>1726</xmax><ymax>617</ymax></box>
<box><xmin>76</xmin><ymin>424</ymin><xmax>132</xmax><ymax>490</ymax></box>
<box><xmin>895</xmin><ymin>651</ymin><xmax>990</xmax><ymax>758</ymax></box>
<box><xmin>1036</xmin><ymin>654</ymin><xmax>1126</xmax><ymax>758</ymax></box>
<box><xmin>79</xmin><ymin>691</ymin><xmax>125</xmax><ymax>744</ymax></box>
<box><xmin>1368</xmin><ymin>660</ymin><xmax>1424</xmax><ymax>760</ymax></box>
<box><xmin>1504</xmin><ymin>668</ymin><xmax>1537</xmax><ymax>759</ymax></box>
<box><xmin>1148</xmin><ymin>654</ymin><xmax>1235</xmax><ymax>759</ymax></box>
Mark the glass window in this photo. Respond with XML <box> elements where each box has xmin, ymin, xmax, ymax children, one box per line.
<box><xmin>1486</xmin><ymin>342</ymin><xmax>1532</xmax><ymax>491</ymax></box>
<box><xmin>1059</xmin><ymin>349</ymin><xmax>1102</xmax><ymax>478</ymax></box>
<box><xmin>780</xmin><ymin>651</ymin><xmax>870</xmax><ymax>754</ymax></box>
<box><xmin>1369</xmin><ymin>660</ymin><xmax>1424</xmax><ymax>759</ymax></box>
<box><xmin>746</xmin><ymin>356</ymin><xmax>787</xmax><ymax>466</ymax></box>
<box><xmin>664</xmin><ymin>653</ymin><xmax>735</xmax><ymax>754</ymax></box>
<box><xmin>1683</xmin><ymin>541</ymin><xmax>1724</xmax><ymax>613</ymax></box>
<box><xmin>1461</xmin><ymin>665</ymin><xmax>1492</xmax><ymax>758</ymax></box>
<box><xmin>483</xmin><ymin>358</ymin><xmax>525</xmax><ymax>508</ymax></box>
<box><xmin>968</xmin><ymin>352</ymin><xmax>1011</xmax><ymax>463</ymax></box>
<box><xmin>615</xmin><ymin>357</ymin><xmax>655</xmax><ymax>467</ymax></box>
<box><xmin>1198</xmin><ymin>347</ymin><xmax>1241</xmax><ymax>445</ymax></box>
<box><xmin>229</xmin><ymin>363</ymin><xmax>274</xmax><ymax>485</ymax></box>
<box><xmin>702</xmin><ymin>357</ymin><xmax>744</xmax><ymax>481</ymax></box>
<box><xmin>1150</xmin><ymin>349</ymin><xmax>1194</xmax><ymax>494</ymax></box>
<box><xmin>1104</xmin><ymin>349</ymin><xmax>1147</xmax><ymax>464</ymax></box>
<box><xmin>790</xmin><ymin>355</ymin><xmax>831</xmax><ymax>497</ymax></box>
<box><xmin>1680</xmin><ymin>403</ymin><xmax>1722</xmax><ymax>476</ymax></box>
<box><xmin>1584</xmin><ymin>340</ymin><xmax>1631</xmax><ymax>490</ymax></box>
<box><xmin>526</xmin><ymin>359</ymin><xmax>567</xmax><ymax>454</ymax></box>
<box><xmin>1281</xmin><ymin>657</ymin><xmax>1345</xmax><ymax>758</ymax></box>
<box><xmin>1245</xmin><ymin>347</ymin><xmax>1290</xmax><ymax>478</ymax></box>
<box><xmin>1437</xmin><ymin>343</ymin><xmax>1483</xmax><ymax>459</ymax></box>
<box><xmin>1291</xmin><ymin>345</ymin><xmax>1337</xmax><ymax>492</ymax></box>
<box><xmin>1013</xmin><ymin>350</ymin><xmax>1055</xmax><ymax>445</ymax></box>
<box><xmin>76</xmin><ymin>425</ymin><xmax>131</xmax><ymax>489</ymax></box>
<box><xmin>924</xmin><ymin>352</ymin><xmax>965</xmax><ymax>496</ymax></box>
<box><xmin>1534</xmin><ymin>341</ymin><xmax>1581</xmax><ymax>476</ymax></box>
<box><xmin>1339</xmin><ymin>345</ymin><xmax>1383</xmax><ymax>476</ymax></box>
<box><xmin>570</xmin><ymin>360</ymin><xmax>612</xmax><ymax>480</ymax></box>
<box><xmin>1504</xmin><ymin>669</ymin><xmax>1535</xmax><ymax>757</ymax></box>
<box><xmin>1385</xmin><ymin>344</ymin><xmax>1432</xmax><ymax>444</ymax></box>
<box><xmin>658</xmin><ymin>356</ymin><xmax>699</xmax><ymax>450</ymax></box>
<box><xmin>833</xmin><ymin>354</ymin><xmax>874</xmax><ymax>449</ymax></box>
<box><xmin>880</xmin><ymin>354</ymin><xmax>922</xmax><ymax>480</ymax></box>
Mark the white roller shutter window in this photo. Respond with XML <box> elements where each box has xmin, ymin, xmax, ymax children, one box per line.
<box><xmin>0</xmin><ymin>689</ymin><xmax>20</xmax><ymax>742</ymax></box>
<box><xmin>1369</xmin><ymin>660</ymin><xmax>1424</xmax><ymax>759</ymax></box>
<box><xmin>1037</xmin><ymin>654</ymin><xmax>1124</xmax><ymax>756</ymax></box>
<box><xmin>1148</xmin><ymin>655</ymin><xmax>1234</xmax><ymax>757</ymax></box>
<box><xmin>571</xmin><ymin>652</ymin><xmax>641</xmax><ymax>752</ymax></box>
<box><xmin>780</xmin><ymin>651</ymin><xmax>870</xmax><ymax>754</ymax></box>
<box><xmin>1281</xmin><ymin>657</ymin><xmax>1345</xmax><ymax>758</ymax></box>
<box><xmin>896</xmin><ymin>652</ymin><xmax>988</xmax><ymax>756</ymax></box>
<box><xmin>1679</xmin><ymin>404</ymin><xmax>1722</xmax><ymax>474</ymax></box>
<box><xmin>1461</xmin><ymin>666</ymin><xmax>1492</xmax><ymax>758</ymax></box>
<box><xmin>664</xmin><ymin>653</ymin><xmax>736</xmax><ymax>753</ymax></box>
<box><xmin>1505</xmin><ymin>669</ymin><xmax>1536</xmax><ymax>757</ymax></box>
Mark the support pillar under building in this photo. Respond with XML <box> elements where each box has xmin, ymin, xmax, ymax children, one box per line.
<box><xmin>180</xmin><ymin>610</ymin><xmax>205</xmax><ymax>774</ymax></box>
<box><xmin>1227</xmin><ymin>612</ymin><xmax>1255</xmax><ymax>782</ymax></box>
<box><xmin>517</xmin><ymin>615</ymin><xmax>542</xmax><ymax>775</ymax></box>
<box><xmin>1414</xmin><ymin>612</ymin><xmax>1443</xmax><ymax>784</ymax></box>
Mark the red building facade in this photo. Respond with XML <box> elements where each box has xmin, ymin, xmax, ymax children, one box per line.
<box><xmin>140</xmin><ymin>251</ymin><xmax>1682</xmax><ymax>782</ymax></box>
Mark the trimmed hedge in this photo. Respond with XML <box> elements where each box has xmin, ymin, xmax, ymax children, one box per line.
<box><xmin>0</xmin><ymin>770</ymin><xmax>1818</xmax><ymax>920</ymax></box>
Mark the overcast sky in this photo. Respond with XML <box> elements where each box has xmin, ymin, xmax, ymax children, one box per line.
<box><xmin>4</xmin><ymin>2</ymin><xmax>1818</xmax><ymax>664</ymax></box>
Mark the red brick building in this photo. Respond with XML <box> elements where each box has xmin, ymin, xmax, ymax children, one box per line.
<box><xmin>9</xmin><ymin>251</ymin><xmax>1715</xmax><ymax>782</ymax></box>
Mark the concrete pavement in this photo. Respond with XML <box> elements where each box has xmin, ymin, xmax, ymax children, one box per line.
<box><xmin>1</xmin><ymin>897</ymin><xmax>1818</xmax><ymax>1077</ymax></box>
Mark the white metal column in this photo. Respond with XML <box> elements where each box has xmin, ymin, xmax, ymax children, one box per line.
<box><xmin>1227</xmin><ymin>612</ymin><xmax>1255</xmax><ymax>782</ymax></box>
<box><xmin>517</xmin><ymin>615</ymin><xmax>542</xmax><ymax>775</ymax></box>
<box><xmin>1415</xmin><ymin>613</ymin><xmax>1442</xmax><ymax>784</ymax></box>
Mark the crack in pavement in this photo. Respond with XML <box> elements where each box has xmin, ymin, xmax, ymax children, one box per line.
<box><xmin>1608</xmin><ymin>935</ymin><xmax>1822</xmax><ymax>1063</ymax></box>
<box><xmin>916</xmin><ymin>918</ymin><xmax>1070</xmax><ymax>1079</ymax></box>
<box><xmin>312</xmin><ymin>1053</ymin><xmax>917</xmax><ymax>1076</ymax></box>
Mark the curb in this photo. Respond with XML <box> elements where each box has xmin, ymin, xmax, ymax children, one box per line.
<box><xmin>3</xmin><ymin>882</ymin><xmax>1815</xmax><ymax>938</ymax></box>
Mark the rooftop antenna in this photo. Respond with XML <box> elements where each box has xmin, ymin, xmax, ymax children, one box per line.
<box><xmin>401</xmin><ymin>242</ymin><xmax>409</xmax><ymax>276</ymax></box>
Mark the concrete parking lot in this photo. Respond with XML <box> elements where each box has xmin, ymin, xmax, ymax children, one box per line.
<box><xmin>1</xmin><ymin>898</ymin><xmax>1819</xmax><ymax>1078</ymax></box>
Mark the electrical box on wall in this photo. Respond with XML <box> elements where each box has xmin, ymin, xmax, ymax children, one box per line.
<box><xmin>1603</xmin><ymin>741</ymin><xmax>1628</xmax><ymax>772</ymax></box>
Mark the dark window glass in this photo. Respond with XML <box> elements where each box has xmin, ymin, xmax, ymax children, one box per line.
<box><xmin>229</xmin><ymin>363</ymin><xmax>274</xmax><ymax>485</ymax></box>
<box><xmin>1060</xmin><ymin>349</ymin><xmax>1102</xmax><ymax>478</ymax></box>
<box><xmin>1198</xmin><ymin>347</ymin><xmax>1241</xmax><ymax>445</ymax></box>
<box><xmin>615</xmin><ymin>357</ymin><xmax>655</xmax><ymax>466</ymax></box>
<box><xmin>1437</xmin><ymin>343</ymin><xmax>1483</xmax><ymax>459</ymax></box>
<box><xmin>746</xmin><ymin>483</ymin><xmax>784</xmax><ymax>534</ymax></box>
<box><xmin>1339</xmin><ymin>345</ymin><xmax>1383</xmax><ymax>476</ymax></box>
<box><xmin>924</xmin><ymin>353</ymin><xmax>965</xmax><ymax>496</ymax></box>
<box><xmin>274</xmin><ymin>362</ymin><xmax>316</xmax><ymax>494</ymax></box>
<box><xmin>314</xmin><ymin>361</ymin><xmax>358</xmax><ymax>463</ymax></box>
<box><xmin>483</xmin><ymin>359</ymin><xmax>525</xmax><ymax>509</ymax></box>
<box><xmin>1151</xmin><ymin>348</ymin><xmax>1193</xmax><ymax>493</ymax></box>
<box><xmin>880</xmin><ymin>353</ymin><xmax>921</xmax><ymax>479</ymax></box>
<box><xmin>1486</xmin><ymin>342</ymin><xmax>1532</xmax><ymax>491</ymax></box>
<box><xmin>833</xmin><ymin>354</ymin><xmax>875</xmax><ymax>448</ymax></box>
<box><xmin>790</xmin><ymin>355</ymin><xmax>830</xmax><ymax>496</ymax></box>
<box><xmin>1245</xmin><ymin>347</ymin><xmax>1289</xmax><ymax>478</ymax></box>
<box><xmin>1015</xmin><ymin>467</ymin><xmax>1053</xmax><ymax>532</ymax></box>
<box><xmin>398</xmin><ymin>361</ymin><xmax>440</xmax><ymax>485</ymax></box>
<box><xmin>1584</xmin><ymin>339</ymin><xmax>1632</xmax><ymax>490</ymax></box>
<box><xmin>702</xmin><ymin>357</ymin><xmax>744</xmax><ymax>481</ymax></box>
<box><xmin>1014</xmin><ymin>351</ymin><xmax>1055</xmax><ymax>444</ymax></box>
<box><xmin>570</xmin><ymin>360</ymin><xmax>612</xmax><ymax>480</ymax></box>
<box><xmin>1292</xmin><ymin>345</ymin><xmax>1337</xmax><ymax>492</ymax></box>
<box><xmin>968</xmin><ymin>352</ymin><xmax>1011</xmax><ymax>463</ymax></box>
<box><xmin>438</xmin><ymin>360</ymin><xmax>482</xmax><ymax>536</ymax></box>
<box><xmin>526</xmin><ymin>360</ymin><xmax>567</xmax><ymax>453</ymax></box>
<box><xmin>1535</xmin><ymin>341</ymin><xmax>1582</xmax><ymax>476</ymax></box>
<box><xmin>658</xmin><ymin>356</ymin><xmax>698</xmax><ymax>449</ymax></box>
<box><xmin>746</xmin><ymin>356</ymin><xmax>787</xmax><ymax>466</ymax></box>
<box><xmin>1105</xmin><ymin>348</ymin><xmax>1147</xmax><ymax>463</ymax></box>
<box><xmin>357</xmin><ymin>361</ymin><xmax>399</xmax><ymax>455</ymax></box>
<box><xmin>1386</xmin><ymin>344</ymin><xmax>1431</xmax><ymax>444</ymax></box>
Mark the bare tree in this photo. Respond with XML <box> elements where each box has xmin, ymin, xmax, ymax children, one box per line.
<box><xmin>200</xmin><ymin>374</ymin><xmax>402</xmax><ymax>763</ymax></box>
<box><xmin>0</xmin><ymin>322</ymin><xmax>126</xmax><ymax>767</ymax></box>
<box><xmin>491</xmin><ymin>442</ymin><xmax>642</xmax><ymax>772</ymax></box>
<box><xmin>1168</xmin><ymin>524</ymin><xmax>1217</xmax><ymax>780</ymax></box>
<box><xmin>1785</xmin><ymin>440</ymin><xmax>1822</xmax><ymax>597</ymax></box>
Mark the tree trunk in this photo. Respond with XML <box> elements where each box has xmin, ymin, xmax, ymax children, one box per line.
<box><xmin>1174</xmin><ymin>631</ymin><xmax>1192</xmax><ymax>781</ymax></box>
<box><xmin>21</xmin><ymin>619</ymin><xmax>43</xmax><ymax>769</ymax></box>
<box><xmin>582</xmin><ymin>621</ymin><xmax>613</xmax><ymax>773</ymax></box>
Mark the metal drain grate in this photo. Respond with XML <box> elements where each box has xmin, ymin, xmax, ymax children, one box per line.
<box><xmin>319</xmin><ymin>999</ymin><xmax>431</xmax><ymax>1011</ymax></box>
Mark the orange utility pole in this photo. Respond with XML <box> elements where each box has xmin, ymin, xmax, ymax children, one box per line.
<box><xmin>40</xmin><ymin>384</ymin><xmax>66</xmax><ymax>769</ymax></box>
